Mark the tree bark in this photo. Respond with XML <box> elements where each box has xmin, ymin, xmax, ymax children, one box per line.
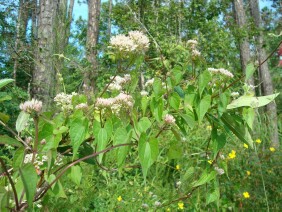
<box><xmin>32</xmin><ymin>0</ymin><xmax>58</xmax><ymax>110</ymax></box>
<box><xmin>233</xmin><ymin>0</ymin><xmax>254</xmax><ymax>86</ymax></box>
<box><xmin>85</xmin><ymin>0</ymin><xmax>101</xmax><ymax>92</ymax></box>
<box><xmin>250</xmin><ymin>0</ymin><xmax>279</xmax><ymax>147</ymax></box>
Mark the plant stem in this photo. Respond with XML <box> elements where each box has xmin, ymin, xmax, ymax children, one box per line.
<box><xmin>0</xmin><ymin>158</ymin><xmax>20</xmax><ymax>211</ymax></box>
<box><xmin>32</xmin><ymin>116</ymin><xmax>39</xmax><ymax>163</ymax></box>
<box><xmin>34</xmin><ymin>143</ymin><xmax>133</xmax><ymax>201</ymax></box>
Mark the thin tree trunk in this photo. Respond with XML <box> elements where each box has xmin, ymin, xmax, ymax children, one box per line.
<box><xmin>233</xmin><ymin>0</ymin><xmax>254</xmax><ymax>86</ymax></box>
<box><xmin>107</xmin><ymin>0</ymin><xmax>112</xmax><ymax>38</ymax></box>
<box><xmin>250</xmin><ymin>0</ymin><xmax>279</xmax><ymax>147</ymax></box>
<box><xmin>85</xmin><ymin>0</ymin><xmax>101</xmax><ymax>92</ymax></box>
<box><xmin>32</xmin><ymin>0</ymin><xmax>57</xmax><ymax>110</ymax></box>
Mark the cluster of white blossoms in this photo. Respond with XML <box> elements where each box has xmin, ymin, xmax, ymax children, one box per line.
<box><xmin>140</xmin><ymin>90</ymin><xmax>149</xmax><ymax>96</ymax></box>
<box><xmin>187</xmin><ymin>39</ymin><xmax>201</xmax><ymax>57</ymax></box>
<box><xmin>231</xmin><ymin>92</ymin><xmax>240</xmax><ymax>98</ymax></box>
<box><xmin>214</xmin><ymin>166</ymin><xmax>225</xmax><ymax>175</ymax></box>
<box><xmin>20</xmin><ymin>99</ymin><xmax>42</xmax><ymax>113</ymax></box>
<box><xmin>108</xmin><ymin>74</ymin><xmax>131</xmax><ymax>91</ymax></box>
<box><xmin>109</xmin><ymin>31</ymin><xmax>149</xmax><ymax>52</ymax></box>
<box><xmin>145</xmin><ymin>78</ymin><xmax>154</xmax><ymax>87</ymax></box>
<box><xmin>96</xmin><ymin>93</ymin><xmax>134</xmax><ymax>114</ymax></box>
<box><xmin>24</xmin><ymin>153</ymin><xmax>63</xmax><ymax>169</ymax></box>
<box><xmin>208</xmin><ymin>68</ymin><xmax>234</xmax><ymax>78</ymax></box>
<box><xmin>164</xmin><ymin>114</ymin><xmax>175</xmax><ymax>125</ymax></box>
<box><xmin>54</xmin><ymin>92</ymin><xmax>77</xmax><ymax>111</ymax></box>
<box><xmin>75</xmin><ymin>103</ymin><xmax>88</xmax><ymax>110</ymax></box>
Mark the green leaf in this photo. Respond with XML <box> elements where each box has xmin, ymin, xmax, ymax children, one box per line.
<box><xmin>227</xmin><ymin>93</ymin><xmax>279</xmax><ymax>109</ymax></box>
<box><xmin>221</xmin><ymin>113</ymin><xmax>253</xmax><ymax>148</ymax></box>
<box><xmin>199</xmin><ymin>71</ymin><xmax>211</xmax><ymax>97</ymax></box>
<box><xmin>141</xmin><ymin>96</ymin><xmax>149</xmax><ymax>116</ymax></box>
<box><xmin>137</xmin><ymin>117</ymin><xmax>151</xmax><ymax>133</ymax></box>
<box><xmin>19</xmin><ymin>164</ymin><xmax>37</xmax><ymax>207</ymax></box>
<box><xmin>192</xmin><ymin>170</ymin><xmax>217</xmax><ymax>187</ymax></box>
<box><xmin>196</xmin><ymin>95</ymin><xmax>211</xmax><ymax>123</ymax></box>
<box><xmin>180</xmin><ymin>112</ymin><xmax>196</xmax><ymax>128</ymax></box>
<box><xmin>53</xmin><ymin>126</ymin><xmax>68</xmax><ymax>135</ymax></box>
<box><xmin>13</xmin><ymin>147</ymin><xmax>25</xmax><ymax>169</ymax></box>
<box><xmin>0</xmin><ymin>112</ymin><xmax>9</xmax><ymax>123</ymax></box>
<box><xmin>0</xmin><ymin>79</ymin><xmax>14</xmax><ymax>89</ymax></box>
<box><xmin>16</xmin><ymin>111</ymin><xmax>30</xmax><ymax>133</ymax></box>
<box><xmin>218</xmin><ymin>92</ymin><xmax>229</xmax><ymax>116</ymax></box>
<box><xmin>0</xmin><ymin>95</ymin><xmax>12</xmax><ymax>103</ymax></box>
<box><xmin>174</xmin><ymin>86</ymin><xmax>185</xmax><ymax>98</ymax></box>
<box><xmin>153</xmin><ymin>78</ymin><xmax>163</xmax><ymax>98</ymax></box>
<box><xmin>245</xmin><ymin>63</ymin><xmax>255</xmax><ymax>81</ymax></box>
<box><xmin>0</xmin><ymin>135</ymin><xmax>22</xmax><ymax>147</ymax></box>
<box><xmin>242</xmin><ymin>108</ymin><xmax>255</xmax><ymax>130</ymax></box>
<box><xmin>138</xmin><ymin>134</ymin><xmax>159</xmax><ymax>178</ymax></box>
<box><xmin>182</xmin><ymin>167</ymin><xmax>195</xmax><ymax>182</ymax></box>
<box><xmin>169</xmin><ymin>93</ymin><xmax>181</xmax><ymax>110</ymax></box>
<box><xmin>212</xmin><ymin>129</ymin><xmax>227</xmax><ymax>155</ymax></box>
<box><xmin>69</xmin><ymin>118</ymin><xmax>88</xmax><ymax>159</ymax></box>
<box><xmin>68</xmin><ymin>165</ymin><xmax>82</xmax><ymax>186</ymax></box>
<box><xmin>96</xmin><ymin>128</ymin><xmax>108</xmax><ymax>163</ymax></box>
<box><xmin>167</xmin><ymin>140</ymin><xmax>183</xmax><ymax>159</ymax></box>
<box><xmin>206</xmin><ymin>189</ymin><xmax>220</xmax><ymax>205</ymax></box>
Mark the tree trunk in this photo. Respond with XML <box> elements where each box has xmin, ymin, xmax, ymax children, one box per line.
<box><xmin>107</xmin><ymin>0</ymin><xmax>112</xmax><ymax>38</ymax></box>
<box><xmin>233</xmin><ymin>0</ymin><xmax>254</xmax><ymax>86</ymax></box>
<box><xmin>85</xmin><ymin>0</ymin><xmax>101</xmax><ymax>92</ymax></box>
<box><xmin>250</xmin><ymin>0</ymin><xmax>279</xmax><ymax>147</ymax></box>
<box><xmin>32</xmin><ymin>0</ymin><xmax>58</xmax><ymax>110</ymax></box>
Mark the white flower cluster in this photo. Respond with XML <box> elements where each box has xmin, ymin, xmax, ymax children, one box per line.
<box><xmin>164</xmin><ymin>114</ymin><xmax>175</xmax><ymax>124</ymax></box>
<box><xmin>187</xmin><ymin>39</ymin><xmax>201</xmax><ymax>57</ymax></box>
<box><xmin>20</xmin><ymin>99</ymin><xmax>42</xmax><ymax>113</ymax></box>
<box><xmin>145</xmin><ymin>78</ymin><xmax>154</xmax><ymax>87</ymax></box>
<box><xmin>109</xmin><ymin>31</ymin><xmax>149</xmax><ymax>52</ymax></box>
<box><xmin>54</xmin><ymin>92</ymin><xmax>77</xmax><ymax>111</ymax></box>
<box><xmin>24</xmin><ymin>153</ymin><xmax>63</xmax><ymax>168</ymax></box>
<box><xmin>108</xmin><ymin>74</ymin><xmax>131</xmax><ymax>91</ymax></box>
<box><xmin>140</xmin><ymin>90</ymin><xmax>149</xmax><ymax>96</ymax></box>
<box><xmin>75</xmin><ymin>103</ymin><xmax>88</xmax><ymax>110</ymax></box>
<box><xmin>208</xmin><ymin>68</ymin><xmax>234</xmax><ymax>78</ymax></box>
<box><xmin>214</xmin><ymin>166</ymin><xmax>225</xmax><ymax>175</ymax></box>
<box><xmin>96</xmin><ymin>93</ymin><xmax>134</xmax><ymax>114</ymax></box>
<box><xmin>231</xmin><ymin>92</ymin><xmax>240</xmax><ymax>98</ymax></box>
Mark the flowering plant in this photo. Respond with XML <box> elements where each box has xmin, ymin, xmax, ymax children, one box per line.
<box><xmin>0</xmin><ymin>32</ymin><xmax>279</xmax><ymax>211</ymax></box>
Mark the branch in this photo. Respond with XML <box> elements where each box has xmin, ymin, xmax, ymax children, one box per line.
<box><xmin>34</xmin><ymin>143</ymin><xmax>133</xmax><ymax>201</ymax></box>
<box><xmin>0</xmin><ymin>158</ymin><xmax>20</xmax><ymax>211</ymax></box>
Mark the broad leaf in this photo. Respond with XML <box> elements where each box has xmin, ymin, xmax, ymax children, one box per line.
<box><xmin>245</xmin><ymin>63</ymin><xmax>255</xmax><ymax>81</ymax></box>
<box><xmin>0</xmin><ymin>79</ymin><xmax>14</xmax><ymax>89</ymax></box>
<box><xmin>138</xmin><ymin>134</ymin><xmax>159</xmax><ymax>178</ymax></box>
<box><xmin>16</xmin><ymin>111</ymin><xmax>30</xmax><ymax>133</ymax></box>
<box><xmin>68</xmin><ymin>165</ymin><xmax>82</xmax><ymax>186</ymax></box>
<box><xmin>192</xmin><ymin>170</ymin><xmax>217</xmax><ymax>187</ymax></box>
<box><xmin>0</xmin><ymin>135</ymin><xmax>22</xmax><ymax>147</ymax></box>
<box><xmin>96</xmin><ymin>128</ymin><xmax>108</xmax><ymax>163</ymax></box>
<box><xmin>19</xmin><ymin>164</ymin><xmax>37</xmax><ymax>207</ymax></box>
<box><xmin>196</xmin><ymin>95</ymin><xmax>211</xmax><ymax>123</ymax></box>
<box><xmin>137</xmin><ymin>117</ymin><xmax>151</xmax><ymax>133</ymax></box>
<box><xmin>227</xmin><ymin>93</ymin><xmax>279</xmax><ymax>109</ymax></box>
<box><xmin>0</xmin><ymin>112</ymin><xmax>9</xmax><ymax>123</ymax></box>
<box><xmin>199</xmin><ymin>71</ymin><xmax>211</xmax><ymax>97</ymax></box>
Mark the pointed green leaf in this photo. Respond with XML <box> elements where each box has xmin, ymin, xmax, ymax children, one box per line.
<box><xmin>227</xmin><ymin>93</ymin><xmax>279</xmax><ymax>109</ymax></box>
<box><xmin>169</xmin><ymin>93</ymin><xmax>181</xmax><ymax>110</ymax></box>
<box><xmin>196</xmin><ymin>95</ymin><xmax>211</xmax><ymax>123</ymax></box>
<box><xmin>245</xmin><ymin>63</ymin><xmax>255</xmax><ymax>81</ymax></box>
<box><xmin>192</xmin><ymin>170</ymin><xmax>217</xmax><ymax>187</ymax></box>
<box><xmin>0</xmin><ymin>112</ymin><xmax>9</xmax><ymax>123</ymax></box>
<box><xmin>69</xmin><ymin>118</ymin><xmax>88</xmax><ymax>159</ymax></box>
<box><xmin>96</xmin><ymin>128</ymin><xmax>108</xmax><ymax>163</ymax></box>
<box><xmin>16</xmin><ymin>111</ymin><xmax>30</xmax><ymax>133</ymax></box>
<box><xmin>68</xmin><ymin>165</ymin><xmax>82</xmax><ymax>186</ymax></box>
<box><xmin>19</xmin><ymin>164</ymin><xmax>37</xmax><ymax>207</ymax></box>
<box><xmin>138</xmin><ymin>134</ymin><xmax>159</xmax><ymax>178</ymax></box>
<box><xmin>0</xmin><ymin>135</ymin><xmax>22</xmax><ymax>147</ymax></box>
<box><xmin>0</xmin><ymin>79</ymin><xmax>14</xmax><ymax>89</ymax></box>
<box><xmin>199</xmin><ymin>71</ymin><xmax>211</xmax><ymax>97</ymax></box>
<box><xmin>137</xmin><ymin>117</ymin><xmax>151</xmax><ymax>133</ymax></box>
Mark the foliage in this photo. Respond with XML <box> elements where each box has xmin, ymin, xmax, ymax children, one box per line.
<box><xmin>0</xmin><ymin>30</ymin><xmax>279</xmax><ymax>211</ymax></box>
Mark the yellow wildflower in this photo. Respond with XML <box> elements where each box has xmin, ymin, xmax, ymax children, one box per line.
<box><xmin>244</xmin><ymin>143</ymin><xmax>248</xmax><ymax>149</ymax></box>
<box><xmin>255</xmin><ymin>139</ymin><xmax>261</xmax><ymax>144</ymax></box>
<box><xmin>246</xmin><ymin>171</ymin><xmax>251</xmax><ymax>176</ymax></box>
<box><xmin>176</xmin><ymin>165</ymin><xmax>180</xmax><ymax>170</ymax></box>
<box><xmin>228</xmin><ymin>150</ymin><xmax>236</xmax><ymax>159</ymax></box>
<box><xmin>206</xmin><ymin>125</ymin><xmax>212</xmax><ymax>130</ymax></box>
<box><xmin>243</xmin><ymin>192</ymin><xmax>250</xmax><ymax>199</ymax></box>
<box><xmin>178</xmin><ymin>202</ymin><xmax>184</xmax><ymax>210</ymax></box>
<box><xmin>269</xmin><ymin>147</ymin><xmax>275</xmax><ymax>152</ymax></box>
<box><xmin>117</xmin><ymin>196</ymin><xmax>122</xmax><ymax>202</ymax></box>
<box><xmin>208</xmin><ymin>160</ymin><xmax>213</xmax><ymax>164</ymax></box>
